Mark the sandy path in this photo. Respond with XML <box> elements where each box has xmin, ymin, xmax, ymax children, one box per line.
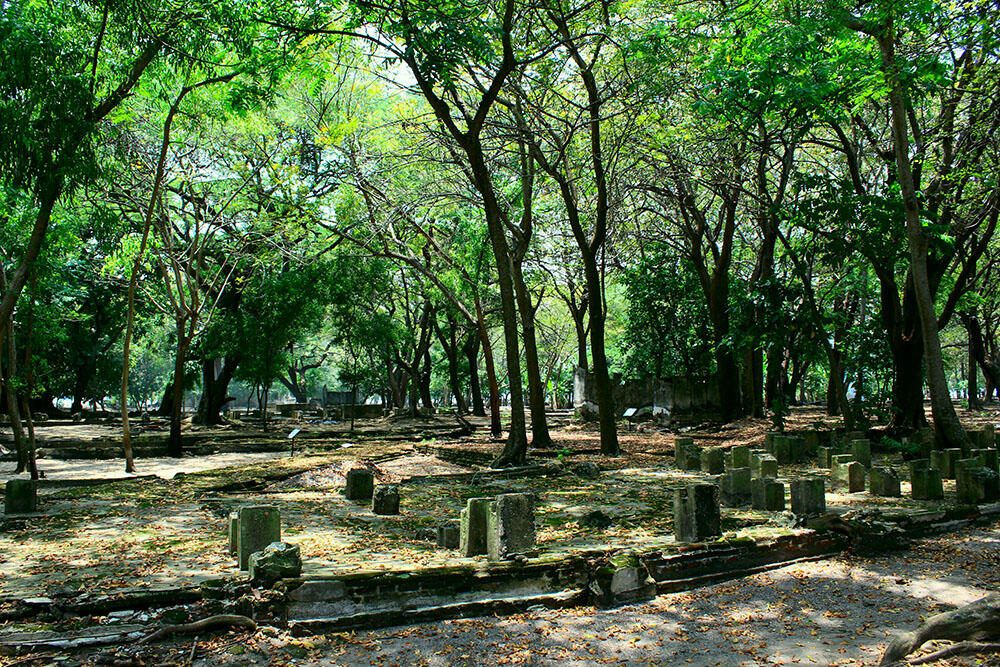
<box><xmin>0</xmin><ymin>450</ymin><xmax>290</xmax><ymax>484</ymax></box>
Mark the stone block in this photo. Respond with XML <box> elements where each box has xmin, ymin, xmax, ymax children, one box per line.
<box><xmin>4</xmin><ymin>480</ymin><xmax>37</xmax><ymax>514</ymax></box>
<box><xmin>955</xmin><ymin>458</ymin><xmax>999</xmax><ymax>504</ymax></box>
<box><xmin>771</xmin><ymin>436</ymin><xmax>792</xmax><ymax>465</ymax></box>
<box><xmin>237</xmin><ymin>505</ymin><xmax>281</xmax><ymax>570</ymax></box>
<box><xmin>975</xmin><ymin>448</ymin><xmax>999</xmax><ymax>473</ymax></box>
<box><xmin>673</xmin><ymin>483</ymin><xmax>721</xmax><ymax>543</ymax></box>
<box><xmin>228</xmin><ymin>511</ymin><xmax>239</xmax><ymax>555</ymax></box>
<box><xmin>674</xmin><ymin>437</ymin><xmax>702</xmax><ymax>471</ymax></box>
<box><xmin>751</xmin><ymin>478</ymin><xmax>785</xmax><ymax>511</ymax></box>
<box><xmin>248</xmin><ymin>541</ymin><xmax>301</xmax><ymax>585</ymax></box>
<box><xmin>817</xmin><ymin>446</ymin><xmax>838</xmax><ymax>469</ymax></box>
<box><xmin>725</xmin><ymin>445</ymin><xmax>750</xmax><ymax>470</ymax></box>
<box><xmin>931</xmin><ymin>449</ymin><xmax>963</xmax><ymax>479</ymax></box>
<box><xmin>486</xmin><ymin>493</ymin><xmax>536</xmax><ymax>560</ymax></box>
<box><xmin>437</xmin><ymin>523</ymin><xmax>460</xmax><ymax>549</ymax></box>
<box><xmin>719</xmin><ymin>467</ymin><xmax>752</xmax><ymax>507</ymax></box>
<box><xmin>833</xmin><ymin>461</ymin><xmax>865</xmax><ymax>493</ymax></box>
<box><xmin>851</xmin><ymin>440</ymin><xmax>871</xmax><ymax>468</ymax></box>
<box><xmin>956</xmin><ymin>465</ymin><xmax>1000</xmax><ymax>505</ymax></box>
<box><xmin>801</xmin><ymin>430</ymin><xmax>822</xmax><ymax>454</ymax></box>
<box><xmin>344</xmin><ymin>468</ymin><xmax>374</xmax><ymax>500</ymax></box>
<box><xmin>790</xmin><ymin>477</ymin><xmax>826</xmax><ymax>515</ymax></box>
<box><xmin>869</xmin><ymin>467</ymin><xmax>901</xmax><ymax>497</ymax></box>
<box><xmin>764</xmin><ymin>431</ymin><xmax>779</xmax><ymax>452</ymax></box>
<box><xmin>700</xmin><ymin>447</ymin><xmax>725</xmax><ymax>474</ymax></box>
<box><xmin>460</xmin><ymin>497</ymin><xmax>491</xmax><ymax>557</ymax></box>
<box><xmin>751</xmin><ymin>452</ymin><xmax>778</xmax><ymax>479</ymax></box>
<box><xmin>831</xmin><ymin>453</ymin><xmax>854</xmax><ymax>467</ymax></box>
<box><xmin>911</xmin><ymin>467</ymin><xmax>943</xmax><ymax>500</ymax></box>
<box><xmin>371</xmin><ymin>485</ymin><xmax>400</xmax><ymax>515</ymax></box>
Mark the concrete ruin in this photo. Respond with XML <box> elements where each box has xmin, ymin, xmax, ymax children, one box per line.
<box><xmin>573</xmin><ymin>367</ymin><xmax>720</xmax><ymax>420</ymax></box>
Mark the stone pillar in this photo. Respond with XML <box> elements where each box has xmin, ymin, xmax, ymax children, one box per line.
<box><xmin>719</xmin><ymin>467</ymin><xmax>752</xmax><ymax>507</ymax></box>
<box><xmin>228</xmin><ymin>511</ymin><xmax>239</xmax><ymax>555</ymax></box>
<box><xmin>372</xmin><ymin>485</ymin><xmax>400</xmax><ymax>515</ymax></box>
<box><xmin>770</xmin><ymin>436</ymin><xmax>792</xmax><ymax>465</ymax></box>
<box><xmin>344</xmin><ymin>469</ymin><xmax>374</xmax><ymax>501</ymax></box>
<box><xmin>700</xmin><ymin>447</ymin><xmax>725</xmax><ymax>474</ymax></box>
<box><xmin>460</xmin><ymin>497</ymin><xmax>491</xmax><ymax>557</ymax></box>
<box><xmin>975</xmin><ymin>448</ymin><xmax>999</xmax><ymax>473</ymax></box>
<box><xmin>4</xmin><ymin>480</ymin><xmax>37</xmax><ymax>514</ymax></box>
<box><xmin>910</xmin><ymin>464</ymin><xmax>944</xmax><ymax>500</ymax></box>
<box><xmin>675</xmin><ymin>438</ymin><xmax>702</xmax><ymax>471</ymax></box>
<box><xmin>437</xmin><ymin>523</ymin><xmax>460</xmax><ymax>549</ymax></box>
<box><xmin>956</xmin><ymin>460</ymin><xmax>1000</xmax><ymax>505</ymax></box>
<box><xmin>673</xmin><ymin>483</ymin><xmax>721</xmax><ymax>543</ymax></box>
<box><xmin>237</xmin><ymin>505</ymin><xmax>281</xmax><ymax>570</ymax></box>
<box><xmin>486</xmin><ymin>493</ymin><xmax>536</xmax><ymax>560</ymax></box>
<box><xmin>751</xmin><ymin>478</ymin><xmax>785</xmax><ymax>511</ymax></box>
<box><xmin>817</xmin><ymin>446</ymin><xmax>836</xmax><ymax>469</ymax></box>
<box><xmin>790</xmin><ymin>477</ymin><xmax>826</xmax><ymax>515</ymax></box>
<box><xmin>725</xmin><ymin>445</ymin><xmax>750</xmax><ymax>470</ymax></box>
<box><xmin>869</xmin><ymin>467</ymin><xmax>901</xmax><ymax>497</ymax></box>
<box><xmin>750</xmin><ymin>450</ymin><xmax>778</xmax><ymax>478</ymax></box>
<box><xmin>851</xmin><ymin>440</ymin><xmax>871</xmax><ymax>468</ymax></box>
<box><xmin>833</xmin><ymin>461</ymin><xmax>865</xmax><ymax>493</ymax></box>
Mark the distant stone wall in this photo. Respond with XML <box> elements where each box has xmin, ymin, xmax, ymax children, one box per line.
<box><xmin>573</xmin><ymin>367</ymin><xmax>719</xmax><ymax>418</ymax></box>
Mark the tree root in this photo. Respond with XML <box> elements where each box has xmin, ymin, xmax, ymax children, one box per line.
<box><xmin>881</xmin><ymin>593</ymin><xmax>1000</xmax><ymax>665</ymax></box>
<box><xmin>910</xmin><ymin>641</ymin><xmax>1000</xmax><ymax>664</ymax></box>
<box><xmin>138</xmin><ymin>615</ymin><xmax>256</xmax><ymax>645</ymax></box>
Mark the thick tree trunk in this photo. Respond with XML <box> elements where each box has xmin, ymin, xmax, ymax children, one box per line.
<box><xmin>166</xmin><ymin>333</ymin><xmax>188</xmax><ymax>458</ymax></box>
<box><xmin>197</xmin><ymin>356</ymin><xmax>239</xmax><ymax>425</ymax></box>
<box><xmin>582</xmin><ymin>249</ymin><xmax>620</xmax><ymax>457</ymax></box>
<box><xmin>419</xmin><ymin>349</ymin><xmax>434</xmax><ymax>413</ymax></box>
<box><xmin>877</xmin><ymin>27</ymin><xmax>967</xmax><ymax>449</ymax></box>
<box><xmin>511</xmin><ymin>261</ymin><xmax>552</xmax><ymax>449</ymax></box>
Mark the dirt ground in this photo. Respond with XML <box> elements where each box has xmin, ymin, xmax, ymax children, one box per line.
<box><xmin>2</xmin><ymin>404</ymin><xmax>999</xmax><ymax>665</ymax></box>
<box><xmin>51</xmin><ymin>520</ymin><xmax>1000</xmax><ymax>667</ymax></box>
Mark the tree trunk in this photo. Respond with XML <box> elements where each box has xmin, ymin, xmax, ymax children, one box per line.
<box><xmin>197</xmin><ymin>356</ymin><xmax>239</xmax><ymax>425</ymax></box>
<box><xmin>511</xmin><ymin>261</ymin><xmax>552</xmax><ymax>449</ymax></box>
<box><xmin>463</xmin><ymin>333</ymin><xmax>487</xmax><ymax>417</ymax></box>
<box><xmin>166</xmin><ymin>331</ymin><xmax>188</xmax><ymax>458</ymax></box>
<box><xmin>582</xmin><ymin>249</ymin><xmax>620</xmax><ymax>456</ymax></box>
<box><xmin>419</xmin><ymin>348</ymin><xmax>434</xmax><ymax>413</ymax></box>
<box><xmin>876</xmin><ymin>26</ymin><xmax>967</xmax><ymax>449</ymax></box>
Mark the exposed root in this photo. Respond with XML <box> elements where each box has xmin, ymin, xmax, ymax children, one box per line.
<box><xmin>910</xmin><ymin>641</ymin><xmax>1000</xmax><ymax>664</ymax></box>
<box><xmin>881</xmin><ymin>593</ymin><xmax>1000</xmax><ymax>665</ymax></box>
<box><xmin>138</xmin><ymin>614</ymin><xmax>256</xmax><ymax>645</ymax></box>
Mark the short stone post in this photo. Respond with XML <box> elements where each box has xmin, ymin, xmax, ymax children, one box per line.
<box><xmin>437</xmin><ymin>522</ymin><xmax>460</xmax><ymax>549</ymax></box>
<box><xmin>910</xmin><ymin>465</ymin><xmax>944</xmax><ymax>501</ymax></box>
<box><xmin>673</xmin><ymin>483</ymin><xmax>721</xmax><ymax>543</ymax></box>
<box><xmin>833</xmin><ymin>461</ymin><xmax>865</xmax><ymax>493</ymax></box>
<box><xmin>851</xmin><ymin>440</ymin><xmax>871</xmax><ymax>468</ymax></box>
<box><xmin>228</xmin><ymin>511</ymin><xmax>239</xmax><ymax>555</ymax></box>
<box><xmin>344</xmin><ymin>468</ymin><xmax>374</xmax><ymax>501</ymax></box>
<box><xmin>725</xmin><ymin>445</ymin><xmax>750</xmax><ymax>470</ymax></box>
<box><xmin>719</xmin><ymin>467</ymin><xmax>752</xmax><ymax>507</ymax></box>
<box><xmin>976</xmin><ymin>448</ymin><xmax>999</xmax><ymax>473</ymax></box>
<box><xmin>771</xmin><ymin>436</ymin><xmax>792</xmax><ymax>465</ymax></box>
<box><xmin>237</xmin><ymin>505</ymin><xmax>281</xmax><ymax>570</ymax></box>
<box><xmin>751</xmin><ymin>451</ymin><xmax>778</xmax><ymax>478</ymax></box>
<box><xmin>460</xmin><ymin>497</ymin><xmax>491</xmax><ymax>557</ymax></box>
<box><xmin>956</xmin><ymin>460</ymin><xmax>1000</xmax><ymax>505</ymax></box>
<box><xmin>869</xmin><ymin>467</ymin><xmax>901</xmax><ymax>497</ymax></box>
<box><xmin>486</xmin><ymin>493</ymin><xmax>536</xmax><ymax>560</ymax></box>
<box><xmin>4</xmin><ymin>480</ymin><xmax>37</xmax><ymax>514</ymax></box>
<box><xmin>371</xmin><ymin>485</ymin><xmax>400</xmax><ymax>515</ymax></box>
<box><xmin>700</xmin><ymin>447</ymin><xmax>725</xmax><ymax>474</ymax></box>
<box><xmin>790</xmin><ymin>477</ymin><xmax>826</xmax><ymax>516</ymax></box>
<box><xmin>817</xmin><ymin>446</ymin><xmax>836</xmax><ymax>469</ymax></box>
<box><xmin>751</xmin><ymin>478</ymin><xmax>785</xmax><ymax>511</ymax></box>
